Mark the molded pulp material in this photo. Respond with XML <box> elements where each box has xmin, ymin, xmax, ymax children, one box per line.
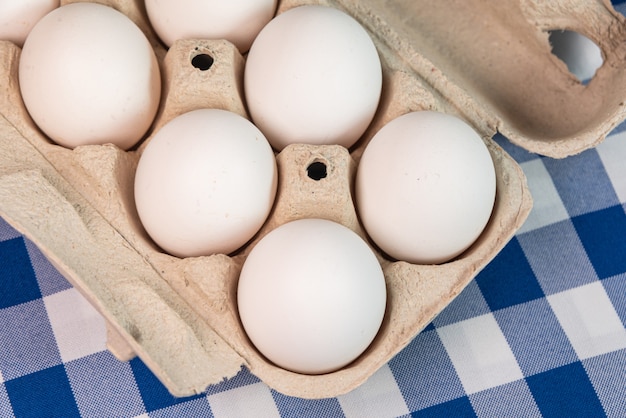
<box><xmin>2</xmin><ymin>0</ymin><xmax>623</xmax><ymax>399</ymax></box>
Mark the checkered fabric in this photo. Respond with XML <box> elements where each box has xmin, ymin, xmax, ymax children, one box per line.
<box><xmin>2</xmin><ymin>130</ymin><xmax>626</xmax><ymax>418</ymax></box>
<box><xmin>2</xmin><ymin>5</ymin><xmax>626</xmax><ymax>418</ymax></box>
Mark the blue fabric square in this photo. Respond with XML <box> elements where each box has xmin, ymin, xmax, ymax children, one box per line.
<box><xmin>475</xmin><ymin>238</ymin><xmax>544</xmax><ymax>311</ymax></box>
<box><xmin>4</xmin><ymin>365</ymin><xmax>81</xmax><ymax>418</ymax></box>
<box><xmin>572</xmin><ymin>205</ymin><xmax>626</xmax><ymax>279</ymax></box>
<box><xmin>0</xmin><ymin>300</ymin><xmax>62</xmax><ymax>380</ymax></box>
<box><xmin>130</xmin><ymin>357</ymin><xmax>205</xmax><ymax>412</ymax></box>
<box><xmin>411</xmin><ymin>396</ymin><xmax>476</xmax><ymax>418</ymax></box>
<box><xmin>517</xmin><ymin>220</ymin><xmax>598</xmax><ymax>295</ymax></box>
<box><xmin>273</xmin><ymin>392</ymin><xmax>344</xmax><ymax>418</ymax></box>
<box><xmin>543</xmin><ymin>150</ymin><xmax>619</xmax><ymax>217</ymax></box>
<box><xmin>526</xmin><ymin>362</ymin><xmax>605</xmax><ymax>418</ymax></box>
<box><xmin>0</xmin><ymin>237</ymin><xmax>42</xmax><ymax>309</ymax></box>
<box><xmin>390</xmin><ymin>329</ymin><xmax>465</xmax><ymax>411</ymax></box>
<box><xmin>494</xmin><ymin>299</ymin><xmax>577</xmax><ymax>376</ymax></box>
<box><xmin>66</xmin><ymin>352</ymin><xmax>146</xmax><ymax>418</ymax></box>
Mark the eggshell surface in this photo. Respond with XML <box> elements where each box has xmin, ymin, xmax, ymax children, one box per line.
<box><xmin>18</xmin><ymin>2</ymin><xmax>161</xmax><ymax>150</ymax></box>
<box><xmin>237</xmin><ymin>218</ymin><xmax>387</xmax><ymax>375</ymax></box>
<box><xmin>244</xmin><ymin>5</ymin><xmax>382</xmax><ymax>151</ymax></box>
<box><xmin>134</xmin><ymin>109</ymin><xmax>277</xmax><ymax>258</ymax></box>
<box><xmin>0</xmin><ymin>0</ymin><xmax>59</xmax><ymax>47</ymax></box>
<box><xmin>356</xmin><ymin>111</ymin><xmax>497</xmax><ymax>264</ymax></box>
<box><xmin>145</xmin><ymin>0</ymin><xmax>277</xmax><ymax>52</ymax></box>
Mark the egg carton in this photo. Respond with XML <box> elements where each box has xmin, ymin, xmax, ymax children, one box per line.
<box><xmin>1</xmin><ymin>0</ymin><xmax>624</xmax><ymax>399</ymax></box>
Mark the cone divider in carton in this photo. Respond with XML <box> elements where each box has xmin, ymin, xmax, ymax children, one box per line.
<box><xmin>7</xmin><ymin>0</ymin><xmax>626</xmax><ymax>399</ymax></box>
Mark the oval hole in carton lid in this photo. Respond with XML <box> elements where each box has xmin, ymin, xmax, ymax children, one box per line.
<box><xmin>548</xmin><ymin>30</ymin><xmax>603</xmax><ymax>83</ymax></box>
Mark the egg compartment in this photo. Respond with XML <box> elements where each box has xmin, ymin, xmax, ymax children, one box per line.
<box><xmin>1</xmin><ymin>0</ymin><xmax>623</xmax><ymax>400</ymax></box>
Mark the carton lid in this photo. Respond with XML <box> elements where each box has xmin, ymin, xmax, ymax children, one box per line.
<box><xmin>340</xmin><ymin>0</ymin><xmax>626</xmax><ymax>158</ymax></box>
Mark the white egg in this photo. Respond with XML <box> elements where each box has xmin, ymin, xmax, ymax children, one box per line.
<box><xmin>18</xmin><ymin>2</ymin><xmax>161</xmax><ymax>150</ymax></box>
<box><xmin>0</xmin><ymin>0</ymin><xmax>58</xmax><ymax>47</ymax></box>
<box><xmin>244</xmin><ymin>5</ymin><xmax>382</xmax><ymax>151</ymax></box>
<box><xmin>237</xmin><ymin>218</ymin><xmax>386</xmax><ymax>375</ymax></box>
<box><xmin>356</xmin><ymin>111</ymin><xmax>496</xmax><ymax>265</ymax></box>
<box><xmin>145</xmin><ymin>0</ymin><xmax>277</xmax><ymax>53</ymax></box>
<box><xmin>134</xmin><ymin>109</ymin><xmax>277</xmax><ymax>258</ymax></box>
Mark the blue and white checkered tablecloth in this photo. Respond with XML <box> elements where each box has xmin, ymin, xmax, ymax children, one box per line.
<box><xmin>3</xmin><ymin>5</ymin><xmax>626</xmax><ymax>418</ymax></box>
<box><xmin>2</xmin><ymin>131</ymin><xmax>626</xmax><ymax>418</ymax></box>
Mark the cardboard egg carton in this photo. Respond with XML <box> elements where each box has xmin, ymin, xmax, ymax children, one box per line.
<box><xmin>0</xmin><ymin>0</ymin><xmax>624</xmax><ymax>399</ymax></box>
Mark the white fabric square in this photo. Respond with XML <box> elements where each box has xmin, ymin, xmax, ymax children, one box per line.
<box><xmin>207</xmin><ymin>383</ymin><xmax>280</xmax><ymax>418</ymax></box>
<box><xmin>548</xmin><ymin>281</ymin><xmax>626</xmax><ymax>360</ymax></box>
<box><xmin>44</xmin><ymin>288</ymin><xmax>107</xmax><ymax>363</ymax></box>
<box><xmin>0</xmin><ymin>370</ymin><xmax>4</xmax><ymax>384</ymax></box>
<box><xmin>597</xmin><ymin>131</ymin><xmax>626</xmax><ymax>204</ymax></box>
<box><xmin>518</xmin><ymin>159</ymin><xmax>570</xmax><ymax>234</ymax></box>
<box><xmin>437</xmin><ymin>313</ymin><xmax>524</xmax><ymax>394</ymax></box>
<box><xmin>338</xmin><ymin>364</ymin><xmax>409</xmax><ymax>418</ymax></box>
